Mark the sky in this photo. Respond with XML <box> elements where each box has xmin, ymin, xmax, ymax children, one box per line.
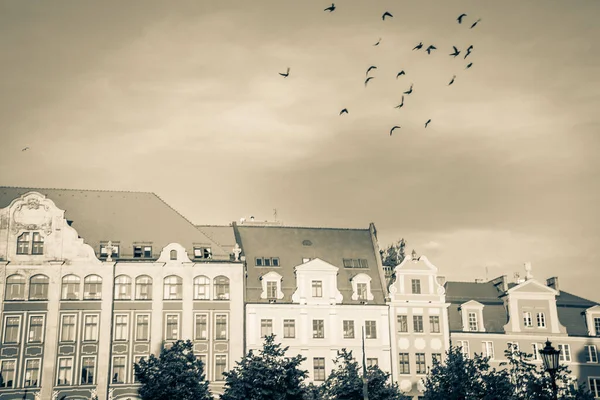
<box><xmin>0</xmin><ymin>0</ymin><xmax>599</xmax><ymax>301</ymax></box>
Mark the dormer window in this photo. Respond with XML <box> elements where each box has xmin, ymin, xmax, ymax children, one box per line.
<box><xmin>343</xmin><ymin>259</ymin><xmax>368</xmax><ymax>269</ymax></box>
<box><xmin>255</xmin><ymin>257</ymin><xmax>280</xmax><ymax>267</ymax></box>
<box><xmin>595</xmin><ymin>318</ymin><xmax>600</xmax><ymax>336</ymax></box>
<box><xmin>468</xmin><ymin>312</ymin><xmax>478</xmax><ymax>331</ymax></box>
<box><xmin>357</xmin><ymin>283</ymin><xmax>367</xmax><ymax>300</ymax></box>
<box><xmin>411</xmin><ymin>279</ymin><xmax>421</xmax><ymax>294</ymax></box>
<box><xmin>16</xmin><ymin>232</ymin><xmax>44</xmax><ymax>255</ymax></box>
<box><xmin>100</xmin><ymin>243</ymin><xmax>119</xmax><ymax>259</ymax></box>
<box><xmin>260</xmin><ymin>271</ymin><xmax>284</xmax><ymax>301</ymax></box>
<box><xmin>266</xmin><ymin>281</ymin><xmax>277</xmax><ymax>299</ymax></box>
<box><xmin>460</xmin><ymin>300</ymin><xmax>485</xmax><ymax>332</ymax></box>
<box><xmin>312</xmin><ymin>281</ymin><xmax>323</xmax><ymax>298</ymax></box>
<box><xmin>193</xmin><ymin>247</ymin><xmax>212</xmax><ymax>259</ymax></box>
<box><xmin>350</xmin><ymin>273</ymin><xmax>374</xmax><ymax>302</ymax></box>
<box><xmin>134</xmin><ymin>246</ymin><xmax>152</xmax><ymax>258</ymax></box>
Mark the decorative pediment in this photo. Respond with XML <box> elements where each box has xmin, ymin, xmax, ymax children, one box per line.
<box><xmin>350</xmin><ymin>273</ymin><xmax>375</xmax><ymax>301</ymax></box>
<box><xmin>506</xmin><ymin>279</ymin><xmax>558</xmax><ymax>295</ymax></box>
<box><xmin>157</xmin><ymin>243</ymin><xmax>193</xmax><ymax>263</ymax></box>
<box><xmin>291</xmin><ymin>258</ymin><xmax>343</xmax><ymax>305</ymax></box>
<box><xmin>394</xmin><ymin>254</ymin><xmax>439</xmax><ymax>273</ymax></box>
<box><xmin>294</xmin><ymin>257</ymin><xmax>339</xmax><ymax>273</ymax></box>
<box><xmin>460</xmin><ymin>300</ymin><xmax>484</xmax><ymax>309</ymax></box>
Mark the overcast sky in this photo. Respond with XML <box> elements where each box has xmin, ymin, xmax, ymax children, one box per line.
<box><xmin>1</xmin><ymin>0</ymin><xmax>598</xmax><ymax>301</ymax></box>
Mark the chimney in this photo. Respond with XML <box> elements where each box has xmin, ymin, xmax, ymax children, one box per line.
<box><xmin>546</xmin><ymin>277</ymin><xmax>560</xmax><ymax>294</ymax></box>
<box><xmin>490</xmin><ymin>275</ymin><xmax>508</xmax><ymax>293</ymax></box>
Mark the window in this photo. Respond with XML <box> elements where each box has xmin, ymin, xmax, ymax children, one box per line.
<box><xmin>589</xmin><ymin>378</ymin><xmax>600</xmax><ymax>398</ymax></box>
<box><xmin>411</xmin><ymin>279</ymin><xmax>422</xmax><ymax>294</ymax></box>
<box><xmin>343</xmin><ymin>320</ymin><xmax>355</xmax><ymax>339</ymax></box>
<box><xmin>523</xmin><ymin>311</ymin><xmax>533</xmax><ymax>327</ymax></box>
<box><xmin>83</xmin><ymin>275</ymin><xmax>102</xmax><ymax>300</ymax></box>
<box><xmin>5</xmin><ymin>274</ymin><xmax>25</xmax><ymax>300</ymax></box>
<box><xmin>215</xmin><ymin>355</ymin><xmax>227</xmax><ymax>381</ymax></box>
<box><xmin>135</xmin><ymin>275</ymin><xmax>153</xmax><ymax>300</ymax></box>
<box><xmin>4</xmin><ymin>316</ymin><xmax>21</xmax><ymax>344</ymax></box>
<box><xmin>24</xmin><ymin>359</ymin><xmax>40</xmax><ymax>387</ymax></box>
<box><xmin>357</xmin><ymin>283</ymin><xmax>368</xmax><ymax>300</ymax></box>
<box><xmin>413</xmin><ymin>315</ymin><xmax>424</xmax><ymax>333</ymax></box>
<box><xmin>193</xmin><ymin>276</ymin><xmax>210</xmax><ymax>300</ymax></box>
<box><xmin>60</xmin><ymin>315</ymin><xmax>76</xmax><ymax>342</ymax></box>
<box><xmin>133</xmin><ymin>245</ymin><xmax>152</xmax><ymax>258</ymax></box>
<box><xmin>457</xmin><ymin>340</ymin><xmax>470</xmax><ymax>357</ymax></box>
<box><xmin>261</xmin><ymin>319</ymin><xmax>273</xmax><ymax>337</ymax></box>
<box><xmin>28</xmin><ymin>316</ymin><xmax>44</xmax><ymax>343</ymax></box>
<box><xmin>29</xmin><ymin>275</ymin><xmax>49</xmax><ymax>300</ymax></box>
<box><xmin>194</xmin><ymin>247</ymin><xmax>210</xmax><ymax>259</ymax></box>
<box><xmin>343</xmin><ymin>258</ymin><xmax>368</xmax><ymax>268</ymax></box>
<box><xmin>284</xmin><ymin>319</ymin><xmax>295</xmax><ymax>338</ymax></box>
<box><xmin>214</xmin><ymin>276</ymin><xmax>230</xmax><ymax>300</ymax></box>
<box><xmin>165</xmin><ymin>314</ymin><xmax>179</xmax><ymax>341</ymax></box>
<box><xmin>215</xmin><ymin>314</ymin><xmax>228</xmax><ymax>340</ymax></box>
<box><xmin>114</xmin><ymin>275</ymin><xmax>132</xmax><ymax>300</ymax></box>
<box><xmin>312</xmin><ymin>281</ymin><xmax>323</xmax><ymax>297</ymax></box>
<box><xmin>133</xmin><ymin>355</ymin><xmax>145</xmax><ymax>383</ymax></box>
<box><xmin>313</xmin><ymin>320</ymin><xmax>325</xmax><ymax>338</ymax></box>
<box><xmin>17</xmin><ymin>232</ymin><xmax>44</xmax><ymax>255</ymax></box>
<box><xmin>532</xmin><ymin>343</ymin><xmax>543</xmax><ymax>360</ymax></box>
<box><xmin>263</xmin><ymin>258</ymin><xmax>271</xmax><ymax>267</ymax></box>
<box><xmin>112</xmin><ymin>356</ymin><xmax>126</xmax><ymax>384</ymax></box>
<box><xmin>398</xmin><ymin>353</ymin><xmax>410</xmax><ymax>374</ymax></box>
<box><xmin>594</xmin><ymin>317</ymin><xmax>600</xmax><ymax>336</ymax></box>
<box><xmin>163</xmin><ymin>275</ymin><xmax>183</xmax><ymax>300</ymax></box>
<box><xmin>585</xmin><ymin>345</ymin><xmax>598</xmax><ymax>363</ymax></box>
<box><xmin>170</xmin><ymin>249</ymin><xmax>177</xmax><ymax>260</ymax></box>
<box><xmin>255</xmin><ymin>257</ymin><xmax>280</xmax><ymax>267</ymax></box>
<box><xmin>430</xmin><ymin>316</ymin><xmax>440</xmax><ymax>333</ymax></box>
<box><xmin>32</xmin><ymin>232</ymin><xmax>44</xmax><ymax>254</ymax></box>
<box><xmin>397</xmin><ymin>315</ymin><xmax>408</xmax><ymax>333</ymax></box>
<box><xmin>508</xmin><ymin>342</ymin><xmax>520</xmax><ymax>353</ymax></box>
<box><xmin>195</xmin><ymin>314</ymin><xmax>208</xmax><ymax>340</ymax></box>
<box><xmin>365</xmin><ymin>321</ymin><xmax>377</xmax><ymax>339</ymax></box>
<box><xmin>537</xmin><ymin>312</ymin><xmax>546</xmax><ymax>328</ymax></box>
<box><xmin>61</xmin><ymin>275</ymin><xmax>81</xmax><ymax>300</ymax></box>
<box><xmin>100</xmin><ymin>243</ymin><xmax>119</xmax><ymax>258</ymax></box>
<box><xmin>266</xmin><ymin>281</ymin><xmax>277</xmax><ymax>299</ymax></box>
<box><xmin>482</xmin><ymin>341</ymin><xmax>494</xmax><ymax>359</ymax></box>
<box><xmin>0</xmin><ymin>360</ymin><xmax>16</xmax><ymax>388</ymax></box>
<box><xmin>272</xmin><ymin>258</ymin><xmax>280</xmax><ymax>267</ymax></box>
<box><xmin>255</xmin><ymin>257</ymin><xmax>263</xmax><ymax>266</ymax></box>
<box><xmin>81</xmin><ymin>357</ymin><xmax>95</xmax><ymax>385</ymax></box>
<box><xmin>114</xmin><ymin>315</ymin><xmax>128</xmax><ymax>341</ymax></box>
<box><xmin>367</xmin><ymin>358</ymin><xmax>378</xmax><ymax>367</ymax></box>
<box><xmin>558</xmin><ymin>344</ymin><xmax>571</xmax><ymax>362</ymax></box>
<box><xmin>468</xmin><ymin>312</ymin><xmax>478</xmax><ymax>331</ymax></box>
<box><xmin>197</xmin><ymin>354</ymin><xmax>208</xmax><ymax>372</ymax></box>
<box><xmin>313</xmin><ymin>358</ymin><xmax>325</xmax><ymax>381</ymax></box>
<box><xmin>136</xmin><ymin>315</ymin><xmax>150</xmax><ymax>341</ymax></box>
<box><xmin>83</xmin><ymin>315</ymin><xmax>99</xmax><ymax>341</ymax></box>
<box><xmin>432</xmin><ymin>353</ymin><xmax>442</xmax><ymax>365</ymax></box>
<box><xmin>17</xmin><ymin>232</ymin><xmax>30</xmax><ymax>254</ymax></box>
<box><xmin>57</xmin><ymin>357</ymin><xmax>73</xmax><ymax>386</ymax></box>
<box><xmin>416</xmin><ymin>353</ymin><xmax>426</xmax><ymax>374</ymax></box>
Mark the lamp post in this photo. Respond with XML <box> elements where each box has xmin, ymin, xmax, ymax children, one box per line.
<box><xmin>539</xmin><ymin>339</ymin><xmax>560</xmax><ymax>400</ymax></box>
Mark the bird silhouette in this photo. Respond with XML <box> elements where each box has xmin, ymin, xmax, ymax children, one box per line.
<box><xmin>279</xmin><ymin>67</ymin><xmax>290</xmax><ymax>77</ymax></box>
<box><xmin>457</xmin><ymin>13</ymin><xmax>467</xmax><ymax>24</ymax></box>
<box><xmin>450</xmin><ymin>46</ymin><xmax>460</xmax><ymax>57</ymax></box>
<box><xmin>22</xmin><ymin>147</ymin><xmax>29</xmax><ymax>151</ymax></box>
<box><xmin>373</xmin><ymin>38</ymin><xmax>382</xmax><ymax>46</ymax></box>
<box><xmin>396</xmin><ymin>70</ymin><xmax>406</xmax><ymax>79</ymax></box>
<box><xmin>426</xmin><ymin>45</ymin><xmax>437</xmax><ymax>54</ymax></box>
<box><xmin>339</xmin><ymin>108</ymin><xmax>348</xmax><ymax>115</ymax></box>
<box><xmin>382</xmin><ymin>11</ymin><xmax>393</xmax><ymax>20</ymax></box>
<box><xmin>394</xmin><ymin>96</ymin><xmax>405</xmax><ymax>108</ymax></box>
<box><xmin>448</xmin><ymin>75</ymin><xmax>456</xmax><ymax>85</ymax></box>
<box><xmin>413</xmin><ymin>42</ymin><xmax>423</xmax><ymax>50</ymax></box>
<box><xmin>464</xmin><ymin>45</ymin><xmax>473</xmax><ymax>59</ymax></box>
<box><xmin>466</xmin><ymin>62</ymin><xmax>473</xmax><ymax>69</ymax></box>
<box><xmin>403</xmin><ymin>84</ymin><xmax>413</xmax><ymax>95</ymax></box>
<box><xmin>425</xmin><ymin>119</ymin><xmax>432</xmax><ymax>128</ymax></box>
<box><xmin>366</xmin><ymin>66</ymin><xmax>377</xmax><ymax>76</ymax></box>
<box><xmin>365</xmin><ymin>76</ymin><xmax>375</xmax><ymax>87</ymax></box>
<box><xmin>470</xmin><ymin>18</ymin><xmax>481</xmax><ymax>29</ymax></box>
<box><xmin>324</xmin><ymin>3</ymin><xmax>335</xmax><ymax>12</ymax></box>
<box><xmin>390</xmin><ymin>126</ymin><xmax>401</xmax><ymax>136</ymax></box>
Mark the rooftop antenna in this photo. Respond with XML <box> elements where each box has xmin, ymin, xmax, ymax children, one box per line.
<box><xmin>273</xmin><ymin>208</ymin><xmax>278</xmax><ymax>222</ymax></box>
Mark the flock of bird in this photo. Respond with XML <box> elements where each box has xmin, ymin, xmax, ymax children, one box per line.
<box><xmin>278</xmin><ymin>3</ymin><xmax>483</xmax><ymax>136</ymax></box>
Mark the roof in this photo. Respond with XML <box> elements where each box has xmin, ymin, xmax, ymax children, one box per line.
<box><xmin>0</xmin><ymin>187</ymin><xmax>232</xmax><ymax>260</ymax></box>
<box><xmin>196</xmin><ymin>225</ymin><xmax>237</xmax><ymax>250</ymax></box>
<box><xmin>233</xmin><ymin>223</ymin><xmax>387</xmax><ymax>304</ymax></box>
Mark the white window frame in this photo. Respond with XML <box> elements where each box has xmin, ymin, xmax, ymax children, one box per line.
<box><xmin>585</xmin><ymin>345</ymin><xmax>598</xmax><ymax>363</ymax></box>
<box><xmin>532</xmin><ymin>343</ymin><xmax>543</xmax><ymax>361</ymax></box>
<box><xmin>457</xmin><ymin>340</ymin><xmax>470</xmax><ymax>358</ymax></box>
<box><xmin>214</xmin><ymin>354</ymin><xmax>227</xmax><ymax>382</ymax></box>
<box><xmin>311</xmin><ymin>280</ymin><xmax>323</xmax><ymax>298</ymax></box>
<box><xmin>536</xmin><ymin>312</ymin><xmax>546</xmax><ymax>328</ymax></box>
<box><xmin>135</xmin><ymin>313</ymin><xmax>151</xmax><ymax>342</ymax></box>
<box><xmin>350</xmin><ymin>273</ymin><xmax>375</xmax><ymax>301</ymax></box>
<box><xmin>59</xmin><ymin>313</ymin><xmax>77</xmax><ymax>343</ymax></box>
<box><xmin>56</xmin><ymin>356</ymin><xmax>74</xmax><ymax>386</ymax></box>
<box><xmin>23</xmin><ymin>357</ymin><xmax>42</xmax><ymax>387</ymax></box>
<box><xmin>215</xmin><ymin>313</ymin><xmax>228</xmax><ymax>341</ymax></box>
<box><xmin>193</xmin><ymin>275</ymin><xmax>211</xmax><ymax>300</ymax></box>
<box><xmin>523</xmin><ymin>311</ymin><xmax>533</xmax><ymax>327</ymax></box>
<box><xmin>429</xmin><ymin>315</ymin><xmax>441</xmax><ymax>333</ymax></box>
<box><xmin>313</xmin><ymin>319</ymin><xmax>325</xmax><ymax>339</ymax></box>
<box><xmin>283</xmin><ymin>319</ymin><xmax>295</xmax><ymax>338</ymax></box>
<box><xmin>80</xmin><ymin>355</ymin><xmax>97</xmax><ymax>385</ymax></box>
<box><xmin>164</xmin><ymin>313</ymin><xmax>180</xmax><ymax>341</ymax></box>
<box><xmin>111</xmin><ymin>355</ymin><xmax>127</xmax><ymax>384</ymax></box>
<box><xmin>468</xmin><ymin>312</ymin><xmax>478</xmax><ymax>331</ymax></box>
<box><xmin>261</xmin><ymin>319</ymin><xmax>273</xmax><ymax>338</ymax></box>
<box><xmin>0</xmin><ymin>359</ymin><xmax>17</xmax><ymax>388</ymax></box>
<box><xmin>588</xmin><ymin>377</ymin><xmax>600</xmax><ymax>398</ymax></box>
<box><xmin>83</xmin><ymin>313</ymin><xmax>100</xmax><ymax>342</ymax></box>
<box><xmin>460</xmin><ymin>301</ymin><xmax>485</xmax><ymax>332</ymax></box>
<box><xmin>482</xmin><ymin>341</ymin><xmax>495</xmax><ymax>359</ymax></box>
<box><xmin>343</xmin><ymin>320</ymin><xmax>355</xmax><ymax>339</ymax></box>
<box><xmin>133</xmin><ymin>355</ymin><xmax>147</xmax><ymax>383</ymax></box>
<box><xmin>28</xmin><ymin>314</ymin><xmax>45</xmax><ymax>344</ymax></box>
<box><xmin>194</xmin><ymin>313</ymin><xmax>209</xmax><ymax>341</ymax></box>
<box><xmin>260</xmin><ymin>271</ymin><xmax>284</xmax><ymax>300</ymax></box>
<box><xmin>3</xmin><ymin>314</ymin><xmax>22</xmax><ymax>344</ymax></box>
<box><xmin>365</xmin><ymin>320</ymin><xmax>377</xmax><ymax>339</ymax></box>
<box><xmin>113</xmin><ymin>313</ymin><xmax>129</xmax><ymax>342</ymax></box>
<box><xmin>558</xmin><ymin>344</ymin><xmax>571</xmax><ymax>362</ymax></box>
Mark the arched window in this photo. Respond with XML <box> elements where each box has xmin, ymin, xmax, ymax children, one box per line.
<box><xmin>193</xmin><ymin>276</ymin><xmax>210</xmax><ymax>300</ymax></box>
<box><xmin>114</xmin><ymin>275</ymin><xmax>132</xmax><ymax>300</ymax></box>
<box><xmin>5</xmin><ymin>274</ymin><xmax>25</xmax><ymax>300</ymax></box>
<box><xmin>61</xmin><ymin>275</ymin><xmax>81</xmax><ymax>300</ymax></box>
<box><xmin>214</xmin><ymin>276</ymin><xmax>230</xmax><ymax>300</ymax></box>
<box><xmin>163</xmin><ymin>276</ymin><xmax>182</xmax><ymax>300</ymax></box>
<box><xmin>170</xmin><ymin>250</ymin><xmax>177</xmax><ymax>260</ymax></box>
<box><xmin>135</xmin><ymin>275</ymin><xmax>153</xmax><ymax>300</ymax></box>
<box><xmin>29</xmin><ymin>275</ymin><xmax>49</xmax><ymax>300</ymax></box>
<box><xmin>83</xmin><ymin>275</ymin><xmax>103</xmax><ymax>300</ymax></box>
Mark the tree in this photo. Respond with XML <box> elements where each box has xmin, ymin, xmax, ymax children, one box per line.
<box><xmin>133</xmin><ymin>339</ymin><xmax>212</xmax><ymax>400</ymax></box>
<box><xmin>220</xmin><ymin>334</ymin><xmax>308</xmax><ymax>400</ymax></box>
<box><xmin>380</xmin><ymin>238</ymin><xmax>406</xmax><ymax>268</ymax></box>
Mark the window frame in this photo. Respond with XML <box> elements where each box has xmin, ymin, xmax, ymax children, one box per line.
<box><xmin>194</xmin><ymin>313</ymin><xmax>208</xmax><ymax>341</ymax></box>
<box><xmin>81</xmin><ymin>355</ymin><xmax>97</xmax><ymax>385</ymax></box>
<box><xmin>214</xmin><ymin>354</ymin><xmax>227</xmax><ymax>382</ymax></box>
<box><xmin>111</xmin><ymin>355</ymin><xmax>127</xmax><ymax>384</ymax></box>
<box><xmin>135</xmin><ymin>314</ymin><xmax>150</xmax><ymax>342</ymax></box>
<box><xmin>164</xmin><ymin>313</ymin><xmax>180</xmax><ymax>341</ymax></box>
<box><xmin>83</xmin><ymin>274</ymin><xmax>103</xmax><ymax>300</ymax></box>
<box><xmin>215</xmin><ymin>313</ymin><xmax>228</xmax><ymax>341</ymax></box>
<box><xmin>83</xmin><ymin>314</ymin><xmax>100</xmax><ymax>342</ymax></box>
<box><xmin>261</xmin><ymin>319</ymin><xmax>273</xmax><ymax>338</ymax></box>
<box><xmin>28</xmin><ymin>314</ymin><xmax>45</xmax><ymax>343</ymax></box>
<box><xmin>283</xmin><ymin>319</ymin><xmax>296</xmax><ymax>338</ymax></box>
<box><xmin>29</xmin><ymin>274</ymin><xmax>49</xmax><ymax>300</ymax></box>
<box><xmin>343</xmin><ymin>320</ymin><xmax>355</xmax><ymax>339</ymax></box>
<box><xmin>135</xmin><ymin>275</ymin><xmax>153</xmax><ymax>300</ymax></box>
<box><xmin>5</xmin><ymin>274</ymin><xmax>26</xmax><ymax>301</ymax></box>
<box><xmin>61</xmin><ymin>274</ymin><xmax>81</xmax><ymax>301</ymax></box>
<box><xmin>113</xmin><ymin>314</ymin><xmax>129</xmax><ymax>342</ymax></box>
<box><xmin>59</xmin><ymin>314</ymin><xmax>77</xmax><ymax>343</ymax></box>
<box><xmin>23</xmin><ymin>358</ymin><xmax>41</xmax><ymax>387</ymax></box>
<box><xmin>0</xmin><ymin>359</ymin><xmax>16</xmax><ymax>388</ymax></box>
<box><xmin>56</xmin><ymin>356</ymin><xmax>74</xmax><ymax>386</ymax></box>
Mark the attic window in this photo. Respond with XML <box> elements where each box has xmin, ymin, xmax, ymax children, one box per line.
<box><xmin>100</xmin><ymin>243</ymin><xmax>119</xmax><ymax>258</ymax></box>
<box><xmin>194</xmin><ymin>247</ymin><xmax>212</xmax><ymax>259</ymax></box>
<box><xmin>302</xmin><ymin>240</ymin><xmax>312</xmax><ymax>246</ymax></box>
<box><xmin>255</xmin><ymin>257</ymin><xmax>280</xmax><ymax>267</ymax></box>
<box><xmin>134</xmin><ymin>246</ymin><xmax>152</xmax><ymax>258</ymax></box>
<box><xmin>343</xmin><ymin>259</ymin><xmax>368</xmax><ymax>269</ymax></box>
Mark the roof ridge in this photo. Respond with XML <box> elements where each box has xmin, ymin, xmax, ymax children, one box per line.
<box><xmin>235</xmin><ymin>224</ymin><xmax>370</xmax><ymax>231</ymax></box>
<box><xmin>0</xmin><ymin>186</ymin><xmax>155</xmax><ymax>195</ymax></box>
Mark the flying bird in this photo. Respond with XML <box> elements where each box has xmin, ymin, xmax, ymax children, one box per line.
<box><xmin>426</xmin><ymin>45</ymin><xmax>437</xmax><ymax>54</ymax></box>
<box><xmin>457</xmin><ymin>13</ymin><xmax>467</xmax><ymax>24</ymax></box>
<box><xmin>339</xmin><ymin>108</ymin><xmax>348</xmax><ymax>115</ymax></box>
<box><xmin>413</xmin><ymin>42</ymin><xmax>423</xmax><ymax>50</ymax></box>
<box><xmin>470</xmin><ymin>18</ymin><xmax>482</xmax><ymax>29</ymax></box>
<box><xmin>279</xmin><ymin>67</ymin><xmax>290</xmax><ymax>77</ymax></box>
<box><xmin>382</xmin><ymin>11</ymin><xmax>393</xmax><ymax>20</ymax></box>
<box><xmin>466</xmin><ymin>62</ymin><xmax>473</xmax><ymax>69</ymax></box>
<box><xmin>365</xmin><ymin>76</ymin><xmax>375</xmax><ymax>87</ymax></box>
<box><xmin>448</xmin><ymin>75</ymin><xmax>456</xmax><ymax>85</ymax></box>
<box><xmin>373</xmin><ymin>38</ymin><xmax>382</xmax><ymax>46</ymax></box>
<box><xmin>425</xmin><ymin>119</ymin><xmax>432</xmax><ymax>128</ymax></box>
<box><xmin>324</xmin><ymin>3</ymin><xmax>335</xmax><ymax>12</ymax></box>
<box><xmin>390</xmin><ymin>125</ymin><xmax>401</xmax><ymax>136</ymax></box>
<box><xmin>464</xmin><ymin>45</ymin><xmax>473</xmax><ymax>59</ymax></box>
<box><xmin>450</xmin><ymin>46</ymin><xmax>460</xmax><ymax>57</ymax></box>
<box><xmin>403</xmin><ymin>84</ymin><xmax>413</xmax><ymax>95</ymax></box>
<box><xmin>396</xmin><ymin>70</ymin><xmax>406</xmax><ymax>79</ymax></box>
<box><xmin>366</xmin><ymin>65</ymin><xmax>377</xmax><ymax>76</ymax></box>
<box><xmin>22</xmin><ymin>147</ymin><xmax>29</xmax><ymax>152</ymax></box>
<box><xmin>394</xmin><ymin>96</ymin><xmax>405</xmax><ymax>108</ymax></box>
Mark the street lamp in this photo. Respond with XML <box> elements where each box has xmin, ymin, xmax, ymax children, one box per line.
<box><xmin>539</xmin><ymin>339</ymin><xmax>561</xmax><ymax>400</ymax></box>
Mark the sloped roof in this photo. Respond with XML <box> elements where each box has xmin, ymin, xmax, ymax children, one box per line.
<box><xmin>196</xmin><ymin>225</ymin><xmax>237</xmax><ymax>250</ymax></box>
<box><xmin>233</xmin><ymin>223</ymin><xmax>386</xmax><ymax>304</ymax></box>
<box><xmin>0</xmin><ymin>187</ymin><xmax>231</xmax><ymax>260</ymax></box>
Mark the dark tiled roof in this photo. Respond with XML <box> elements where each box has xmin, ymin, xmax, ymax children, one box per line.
<box><xmin>233</xmin><ymin>223</ymin><xmax>386</xmax><ymax>304</ymax></box>
<box><xmin>0</xmin><ymin>187</ymin><xmax>231</xmax><ymax>260</ymax></box>
<box><xmin>196</xmin><ymin>225</ymin><xmax>237</xmax><ymax>250</ymax></box>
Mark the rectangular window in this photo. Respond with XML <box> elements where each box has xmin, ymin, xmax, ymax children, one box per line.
<box><xmin>411</xmin><ymin>279</ymin><xmax>421</xmax><ymax>294</ymax></box>
<box><xmin>136</xmin><ymin>314</ymin><xmax>150</xmax><ymax>342</ymax></box>
<box><xmin>57</xmin><ymin>357</ymin><xmax>73</xmax><ymax>386</ymax></box>
<box><xmin>272</xmin><ymin>258</ymin><xmax>280</xmax><ymax>267</ymax></box>
<box><xmin>468</xmin><ymin>312</ymin><xmax>478</xmax><ymax>331</ymax></box>
<box><xmin>482</xmin><ymin>341</ymin><xmax>494</xmax><ymax>359</ymax></box>
<box><xmin>413</xmin><ymin>315</ymin><xmax>424</xmax><ymax>333</ymax></box>
<box><xmin>532</xmin><ymin>343</ymin><xmax>543</xmax><ymax>360</ymax></box>
<box><xmin>263</xmin><ymin>258</ymin><xmax>271</xmax><ymax>267</ymax></box>
<box><xmin>112</xmin><ymin>356</ymin><xmax>126</xmax><ymax>384</ymax></box>
<box><xmin>197</xmin><ymin>354</ymin><xmax>208</xmax><ymax>373</ymax></box>
<box><xmin>537</xmin><ymin>312</ymin><xmax>546</xmax><ymax>328</ymax></box>
<box><xmin>429</xmin><ymin>316</ymin><xmax>440</xmax><ymax>333</ymax></box>
<box><xmin>343</xmin><ymin>320</ymin><xmax>355</xmax><ymax>339</ymax></box>
<box><xmin>195</xmin><ymin>314</ymin><xmax>208</xmax><ymax>340</ymax></box>
<box><xmin>215</xmin><ymin>355</ymin><xmax>227</xmax><ymax>381</ymax></box>
<box><xmin>165</xmin><ymin>314</ymin><xmax>179</xmax><ymax>341</ymax></box>
<box><xmin>28</xmin><ymin>315</ymin><xmax>44</xmax><ymax>343</ymax></box>
<box><xmin>398</xmin><ymin>353</ymin><xmax>410</xmax><ymax>374</ymax></box>
<box><xmin>60</xmin><ymin>314</ymin><xmax>76</xmax><ymax>342</ymax></box>
<box><xmin>313</xmin><ymin>320</ymin><xmax>324</xmax><ymax>338</ymax></box>
<box><xmin>365</xmin><ymin>321</ymin><xmax>377</xmax><ymax>339</ymax></box>
<box><xmin>0</xmin><ymin>360</ymin><xmax>16</xmax><ymax>388</ymax></box>
<box><xmin>397</xmin><ymin>315</ymin><xmax>408</xmax><ymax>333</ymax></box>
<box><xmin>83</xmin><ymin>314</ymin><xmax>99</xmax><ymax>342</ymax></box>
<box><xmin>558</xmin><ymin>344</ymin><xmax>571</xmax><ymax>362</ymax></box>
<box><xmin>416</xmin><ymin>353</ymin><xmax>426</xmax><ymax>374</ymax></box>
<box><xmin>24</xmin><ymin>358</ymin><xmax>40</xmax><ymax>387</ymax></box>
<box><xmin>312</xmin><ymin>281</ymin><xmax>323</xmax><ymax>297</ymax></box>
<box><xmin>215</xmin><ymin>314</ymin><xmax>227</xmax><ymax>340</ymax></box>
<box><xmin>283</xmin><ymin>319</ymin><xmax>295</xmax><ymax>338</ymax></box>
<box><xmin>261</xmin><ymin>319</ymin><xmax>273</xmax><ymax>337</ymax></box>
<box><xmin>255</xmin><ymin>257</ymin><xmax>263</xmax><ymax>266</ymax></box>
<box><xmin>367</xmin><ymin>358</ymin><xmax>378</xmax><ymax>367</ymax></box>
<box><xmin>4</xmin><ymin>316</ymin><xmax>21</xmax><ymax>344</ymax></box>
<box><xmin>523</xmin><ymin>311</ymin><xmax>533</xmax><ymax>327</ymax></box>
<box><xmin>457</xmin><ymin>340</ymin><xmax>470</xmax><ymax>357</ymax></box>
<box><xmin>114</xmin><ymin>314</ymin><xmax>128</xmax><ymax>341</ymax></box>
<box><xmin>133</xmin><ymin>355</ymin><xmax>146</xmax><ymax>383</ymax></box>
<box><xmin>81</xmin><ymin>356</ymin><xmax>96</xmax><ymax>385</ymax></box>
<box><xmin>100</xmin><ymin>243</ymin><xmax>119</xmax><ymax>258</ymax></box>
<box><xmin>585</xmin><ymin>345</ymin><xmax>598</xmax><ymax>363</ymax></box>
<box><xmin>594</xmin><ymin>317</ymin><xmax>600</xmax><ymax>336</ymax></box>
<box><xmin>266</xmin><ymin>281</ymin><xmax>277</xmax><ymax>299</ymax></box>
<box><xmin>432</xmin><ymin>353</ymin><xmax>442</xmax><ymax>365</ymax></box>
<box><xmin>313</xmin><ymin>358</ymin><xmax>325</xmax><ymax>381</ymax></box>
<box><xmin>342</xmin><ymin>259</ymin><xmax>368</xmax><ymax>269</ymax></box>
<box><xmin>32</xmin><ymin>232</ymin><xmax>44</xmax><ymax>255</ymax></box>
<box><xmin>17</xmin><ymin>232</ymin><xmax>30</xmax><ymax>254</ymax></box>
<box><xmin>589</xmin><ymin>378</ymin><xmax>600</xmax><ymax>398</ymax></box>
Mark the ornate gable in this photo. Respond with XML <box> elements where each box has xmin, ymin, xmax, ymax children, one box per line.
<box><xmin>291</xmin><ymin>258</ymin><xmax>343</xmax><ymax>305</ymax></box>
